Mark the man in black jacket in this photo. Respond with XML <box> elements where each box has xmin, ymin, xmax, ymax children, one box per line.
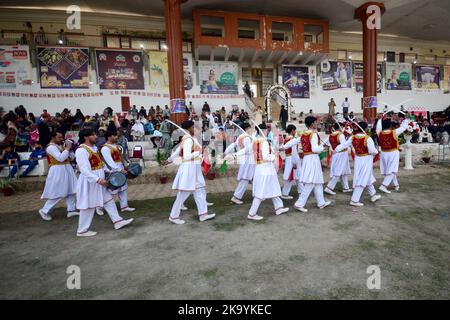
<box><xmin>279</xmin><ymin>105</ymin><xmax>288</xmax><ymax>131</ymax></box>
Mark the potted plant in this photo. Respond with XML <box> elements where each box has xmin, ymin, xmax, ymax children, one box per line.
<box><xmin>155</xmin><ymin>148</ymin><xmax>168</xmax><ymax>184</ymax></box>
<box><xmin>0</xmin><ymin>178</ymin><xmax>15</xmax><ymax>196</ymax></box>
<box><xmin>421</xmin><ymin>148</ymin><xmax>432</xmax><ymax>163</ymax></box>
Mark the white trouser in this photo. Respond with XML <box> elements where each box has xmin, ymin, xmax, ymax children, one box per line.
<box><xmin>170</xmin><ymin>189</ymin><xmax>208</xmax><ymax>219</ymax></box>
<box><xmin>77</xmin><ymin>199</ymin><xmax>123</xmax><ymax>234</ymax></box>
<box><xmin>296</xmin><ymin>181</ymin><xmax>304</xmax><ymax>194</ymax></box>
<box><xmin>249</xmin><ymin>197</ymin><xmax>283</xmax><ymax>216</ymax></box>
<box><xmin>233</xmin><ymin>180</ymin><xmax>249</xmax><ymax>200</ymax></box>
<box><xmin>351</xmin><ymin>185</ymin><xmax>376</xmax><ymax>203</ymax></box>
<box><xmin>327</xmin><ymin>175</ymin><xmax>350</xmax><ymax>190</ymax></box>
<box><xmin>41</xmin><ymin>194</ymin><xmax>76</xmax><ymax>214</ymax></box>
<box><xmin>295</xmin><ymin>183</ymin><xmax>325</xmax><ymax>208</ymax></box>
<box><xmin>118</xmin><ymin>190</ymin><xmax>129</xmax><ymax>209</ymax></box>
<box><xmin>282</xmin><ymin>180</ymin><xmax>293</xmax><ymax>196</ymax></box>
<box><xmin>382</xmin><ymin>174</ymin><xmax>399</xmax><ymax>188</ymax></box>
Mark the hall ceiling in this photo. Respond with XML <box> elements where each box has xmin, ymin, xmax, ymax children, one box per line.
<box><xmin>0</xmin><ymin>0</ymin><xmax>449</xmax><ymax>41</ymax></box>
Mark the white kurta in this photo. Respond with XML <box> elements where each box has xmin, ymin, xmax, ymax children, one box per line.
<box><xmin>41</xmin><ymin>144</ymin><xmax>77</xmax><ymax>200</ymax></box>
<box><xmin>282</xmin><ymin>136</ymin><xmax>301</xmax><ymax>181</ymax></box>
<box><xmin>284</xmin><ymin>131</ymin><xmax>324</xmax><ymax>184</ymax></box>
<box><xmin>101</xmin><ymin>144</ymin><xmax>127</xmax><ymax>194</ymax></box>
<box><xmin>224</xmin><ymin>134</ymin><xmax>255</xmax><ymax>181</ymax></box>
<box><xmin>376</xmin><ymin>119</ymin><xmax>409</xmax><ymax>175</ymax></box>
<box><xmin>329</xmin><ymin>133</ymin><xmax>351</xmax><ymax>178</ymax></box>
<box><xmin>251</xmin><ymin>140</ymin><xmax>282</xmax><ymax>199</ymax></box>
<box><xmin>172</xmin><ymin>136</ymin><xmax>205</xmax><ymax>192</ymax></box>
<box><xmin>75</xmin><ymin>144</ymin><xmax>113</xmax><ymax>210</ymax></box>
<box><xmin>336</xmin><ymin>134</ymin><xmax>378</xmax><ymax>188</ymax></box>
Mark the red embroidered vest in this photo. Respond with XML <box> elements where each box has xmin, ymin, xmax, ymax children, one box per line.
<box><xmin>352</xmin><ymin>136</ymin><xmax>369</xmax><ymax>156</ymax></box>
<box><xmin>284</xmin><ymin>135</ymin><xmax>294</xmax><ymax>156</ymax></box>
<box><xmin>301</xmin><ymin>132</ymin><xmax>314</xmax><ymax>155</ymax></box>
<box><xmin>80</xmin><ymin>145</ymin><xmax>103</xmax><ymax>170</ymax></box>
<box><xmin>46</xmin><ymin>144</ymin><xmax>70</xmax><ymax>167</ymax></box>
<box><xmin>253</xmin><ymin>138</ymin><xmax>271</xmax><ymax>164</ymax></box>
<box><xmin>104</xmin><ymin>144</ymin><xmax>122</xmax><ymax>163</ymax></box>
<box><xmin>378</xmin><ymin>130</ymin><xmax>399</xmax><ymax>152</ymax></box>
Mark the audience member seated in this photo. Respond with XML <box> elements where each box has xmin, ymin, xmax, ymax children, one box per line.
<box><xmin>10</xmin><ymin>142</ymin><xmax>46</xmax><ymax>178</ymax></box>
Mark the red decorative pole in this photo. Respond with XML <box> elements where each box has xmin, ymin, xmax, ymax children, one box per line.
<box><xmin>355</xmin><ymin>2</ymin><xmax>385</xmax><ymax>123</ymax></box>
<box><xmin>164</xmin><ymin>0</ymin><xmax>188</xmax><ymax>124</ymax></box>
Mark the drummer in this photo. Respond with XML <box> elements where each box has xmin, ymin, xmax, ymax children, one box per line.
<box><xmin>100</xmin><ymin>130</ymin><xmax>135</xmax><ymax>212</ymax></box>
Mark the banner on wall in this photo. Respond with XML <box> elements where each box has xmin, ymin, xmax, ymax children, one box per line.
<box><xmin>385</xmin><ymin>62</ymin><xmax>412</xmax><ymax>90</ymax></box>
<box><xmin>148</xmin><ymin>51</ymin><xmax>169</xmax><ymax>91</ymax></box>
<box><xmin>309</xmin><ymin>66</ymin><xmax>317</xmax><ymax>88</ymax></box>
<box><xmin>354</xmin><ymin>62</ymin><xmax>382</xmax><ymax>93</ymax></box>
<box><xmin>321</xmin><ymin>60</ymin><xmax>352</xmax><ymax>91</ymax></box>
<box><xmin>37</xmin><ymin>46</ymin><xmax>89</xmax><ymax>89</ymax></box>
<box><xmin>282</xmin><ymin>66</ymin><xmax>310</xmax><ymax>98</ymax></box>
<box><xmin>198</xmin><ymin>61</ymin><xmax>239</xmax><ymax>94</ymax></box>
<box><xmin>0</xmin><ymin>45</ymin><xmax>32</xmax><ymax>89</ymax></box>
<box><xmin>415</xmin><ymin>65</ymin><xmax>440</xmax><ymax>90</ymax></box>
<box><xmin>96</xmin><ymin>49</ymin><xmax>144</xmax><ymax>90</ymax></box>
<box><xmin>183</xmin><ymin>53</ymin><xmax>194</xmax><ymax>91</ymax></box>
<box><xmin>444</xmin><ymin>66</ymin><xmax>450</xmax><ymax>94</ymax></box>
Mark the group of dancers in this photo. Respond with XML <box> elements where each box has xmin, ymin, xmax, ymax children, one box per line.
<box><xmin>39</xmin><ymin>127</ymin><xmax>134</xmax><ymax>237</ymax></box>
<box><xmin>37</xmin><ymin>112</ymin><xmax>409</xmax><ymax>231</ymax></box>
<box><xmin>165</xmin><ymin>113</ymin><xmax>409</xmax><ymax>224</ymax></box>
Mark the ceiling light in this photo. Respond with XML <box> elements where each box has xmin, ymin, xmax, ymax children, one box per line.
<box><xmin>161</xmin><ymin>44</ymin><xmax>168</xmax><ymax>50</ymax></box>
<box><xmin>58</xmin><ymin>40</ymin><xmax>63</xmax><ymax>44</ymax></box>
<box><xmin>299</xmin><ymin>51</ymin><xmax>303</xmax><ymax>56</ymax></box>
<box><xmin>140</xmin><ymin>44</ymin><xmax>144</xmax><ymax>49</ymax></box>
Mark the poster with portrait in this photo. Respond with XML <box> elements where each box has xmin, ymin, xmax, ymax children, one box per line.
<box><xmin>415</xmin><ymin>65</ymin><xmax>440</xmax><ymax>90</ymax></box>
<box><xmin>0</xmin><ymin>45</ymin><xmax>32</xmax><ymax>89</ymax></box>
<box><xmin>198</xmin><ymin>61</ymin><xmax>239</xmax><ymax>94</ymax></box>
<box><xmin>444</xmin><ymin>66</ymin><xmax>450</xmax><ymax>94</ymax></box>
<box><xmin>321</xmin><ymin>60</ymin><xmax>352</xmax><ymax>91</ymax></box>
<box><xmin>183</xmin><ymin>53</ymin><xmax>194</xmax><ymax>91</ymax></box>
<box><xmin>37</xmin><ymin>46</ymin><xmax>89</xmax><ymax>89</ymax></box>
<box><xmin>354</xmin><ymin>62</ymin><xmax>382</xmax><ymax>93</ymax></box>
<box><xmin>282</xmin><ymin>66</ymin><xmax>310</xmax><ymax>98</ymax></box>
<box><xmin>148</xmin><ymin>51</ymin><xmax>169</xmax><ymax>91</ymax></box>
<box><xmin>385</xmin><ymin>62</ymin><xmax>412</xmax><ymax>90</ymax></box>
<box><xmin>96</xmin><ymin>49</ymin><xmax>144</xmax><ymax>90</ymax></box>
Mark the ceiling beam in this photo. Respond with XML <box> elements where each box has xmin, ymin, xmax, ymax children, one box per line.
<box><xmin>224</xmin><ymin>47</ymin><xmax>230</xmax><ymax>62</ymax></box>
<box><xmin>238</xmin><ymin>48</ymin><xmax>245</xmax><ymax>63</ymax></box>
<box><xmin>262</xmin><ymin>51</ymin><xmax>274</xmax><ymax>68</ymax></box>
<box><xmin>289</xmin><ymin>52</ymin><xmax>302</xmax><ymax>65</ymax></box>
<box><xmin>302</xmin><ymin>54</ymin><xmax>314</xmax><ymax>65</ymax></box>
<box><xmin>250</xmin><ymin>50</ymin><xmax>259</xmax><ymax>67</ymax></box>
<box><xmin>277</xmin><ymin>52</ymin><xmax>289</xmax><ymax>65</ymax></box>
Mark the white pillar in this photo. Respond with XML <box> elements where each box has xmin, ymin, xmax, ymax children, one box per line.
<box><xmin>404</xmin><ymin>135</ymin><xmax>414</xmax><ymax>170</ymax></box>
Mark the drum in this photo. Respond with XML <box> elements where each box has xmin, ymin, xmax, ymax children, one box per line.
<box><xmin>107</xmin><ymin>171</ymin><xmax>127</xmax><ymax>190</ymax></box>
<box><xmin>126</xmin><ymin>163</ymin><xmax>142</xmax><ymax>179</ymax></box>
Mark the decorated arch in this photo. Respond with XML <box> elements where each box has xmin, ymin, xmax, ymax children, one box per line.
<box><xmin>264</xmin><ymin>84</ymin><xmax>292</xmax><ymax>122</ymax></box>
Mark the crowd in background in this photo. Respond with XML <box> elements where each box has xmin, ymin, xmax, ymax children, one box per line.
<box><xmin>1</xmin><ymin>101</ymin><xmax>449</xmax><ymax>178</ymax></box>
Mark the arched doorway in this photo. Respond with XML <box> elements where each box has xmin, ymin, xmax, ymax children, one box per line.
<box><xmin>264</xmin><ymin>84</ymin><xmax>292</xmax><ymax>122</ymax></box>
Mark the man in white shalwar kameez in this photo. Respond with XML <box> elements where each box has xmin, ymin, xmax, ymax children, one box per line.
<box><xmin>324</xmin><ymin>123</ymin><xmax>352</xmax><ymax>195</ymax></box>
<box><xmin>166</xmin><ymin>120</ymin><xmax>216</xmax><ymax>225</ymax></box>
<box><xmin>223</xmin><ymin>123</ymin><xmax>255</xmax><ymax>204</ymax></box>
<box><xmin>39</xmin><ymin>130</ymin><xmax>79</xmax><ymax>221</ymax></box>
<box><xmin>229</xmin><ymin>129</ymin><xmax>289</xmax><ymax>221</ymax></box>
<box><xmin>75</xmin><ymin>128</ymin><xmax>133</xmax><ymax>237</ymax></box>
<box><xmin>281</xmin><ymin>125</ymin><xmax>301</xmax><ymax>200</ymax></box>
<box><xmin>100</xmin><ymin>131</ymin><xmax>135</xmax><ymax>212</ymax></box>
<box><xmin>282</xmin><ymin>116</ymin><xmax>331</xmax><ymax>212</ymax></box>
<box><xmin>335</xmin><ymin>122</ymin><xmax>382</xmax><ymax>206</ymax></box>
<box><xmin>376</xmin><ymin>116</ymin><xmax>409</xmax><ymax>193</ymax></box>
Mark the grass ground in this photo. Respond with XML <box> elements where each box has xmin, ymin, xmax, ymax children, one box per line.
<box><xmin>0</xmin><ymin>170</ymin><xmax>449</xmax><ymax>299</ymax></box>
